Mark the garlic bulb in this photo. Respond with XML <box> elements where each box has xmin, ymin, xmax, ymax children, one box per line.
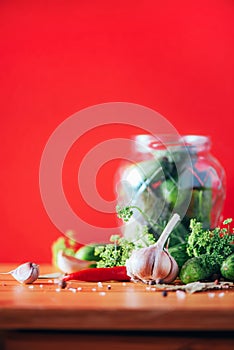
<box><xmin>126</xmin><ymin>213</ymin><xmax>180</xmax><ymax>284</ymax></box>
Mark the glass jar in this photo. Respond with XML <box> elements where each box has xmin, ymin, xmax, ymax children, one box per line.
<box><xmin>117</xmin><ymin>134</ymin><xmax>226</xmax><ymax>245</ymax></box>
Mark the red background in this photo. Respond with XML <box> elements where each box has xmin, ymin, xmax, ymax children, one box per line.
<box><xmin>0</xmin><ymin>0</ymin><xmax>233</xmax><ymax>263</ymax></box>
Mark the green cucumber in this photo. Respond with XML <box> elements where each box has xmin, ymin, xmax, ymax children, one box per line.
<box><xmin>220</xmin><ymin>254</ymin><xmax>234</xmax><ymax>281</ymax></box>
<box><xmin>75</xmin><ymin>244</ymin><xmax>105</xmax><ymax>262</ymax></box>
<box><xmin>179</xmin><ymin>256</ymin><xmax>213</xmax><ymax>284</ymax></box>
<box><xmin>160</xmin><ymin>180</ymin><xmax>178</xmax><ymax>206</ymax></box>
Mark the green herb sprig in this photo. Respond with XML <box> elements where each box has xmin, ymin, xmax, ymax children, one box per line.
<box><xmin>95</xmin><ymin>226</ymin><xmax>156</xmax><ymax>268</ymax></box>
<box><xmin>187</xmin><ymin>218</ymin><xmax>234</xmax><ymax>272</ymax></box>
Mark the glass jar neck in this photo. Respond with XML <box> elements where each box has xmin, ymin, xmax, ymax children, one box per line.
<box><xmin>134</xmin><ymin>134</ymin><xmax>211</xmax><ymax>155</ymax></box>
<box><xmin>181</xmin><ymin>135</ymin><xmax>211</xmax><ymax>154</ymax></box>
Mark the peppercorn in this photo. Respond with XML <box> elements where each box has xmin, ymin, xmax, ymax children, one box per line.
<box><xmin>161</xmin><ymin>290</ymin><xmax>168</xmax><ymax>297</ymax></box>
<box><xmin>149</xmin><ymin>280</ymin><xmax>156</xmax><ymax>285</ymax></box>
<box><xmin>157</xmin><ymin>278</ymin><xmax>164</xmax><ymax>284</ymax></box>
<box><xmin>58</xmin><ymin>279</ymin><xmax>67</xmax><ymax>289</ymax></box>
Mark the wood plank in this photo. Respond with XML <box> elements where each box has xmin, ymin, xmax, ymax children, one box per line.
<box><xmin>0</xmin><ymin>264</ymin><xmax>234</xmax><ymax>332</ymax></box>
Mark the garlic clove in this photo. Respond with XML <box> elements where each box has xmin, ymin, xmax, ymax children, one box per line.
<box><xmin>11</xmin><ymin>262</ymin><xmax>39</xmax><ymax>284</ymax></box>
<box><xmin>163</xmin><ymin>251</ymin><xmax>179</xmax><ymax>283</ymax></box>
<box><xmin>151</xmin><ymin>250</ymin><xmax>172</xmax><ymax>281</ymax></box>
<box><xmin>56</xmin><ymin>250</ymin><xmax>96</xmax><ymax>274</ymax></box>
<box><xmin>126</xmin><ymin>246</ymin><xmax>156</xmax><ymax>281</ymax></box>
<box><xmin>23</xmin><ymin>263</ymin><xmax>40</xmax><ymax>284</ymax></box>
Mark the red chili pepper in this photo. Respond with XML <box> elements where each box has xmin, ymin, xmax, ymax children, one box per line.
<box><xmin>62</xmin><ymin>266</ymin><xmax>131</xmax><ymax>282</ymax></box>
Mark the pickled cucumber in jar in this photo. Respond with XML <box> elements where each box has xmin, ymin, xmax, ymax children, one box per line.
<box><xmin>117</xmin><ymin>135</ymin><xmax>226</xmax><ymax>246</ymax></box>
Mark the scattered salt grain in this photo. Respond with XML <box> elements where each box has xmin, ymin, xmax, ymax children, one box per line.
<box><xmin>55</xmin><ymin>288</ymin><xmax>61</xmax><ymax>292</ymax></box>
<box><xmin>176</xmin><ymin>290</ymin><xmax>186</xmax><ymax>299</ymax></box>
<box><xmin>97</xmin><ymin>282</ymin><xmax>103</xmax><ymax>288</ymax></box>
<box><xmin>28</xmin><ymin>285</ymin><xmax>34</xmax><ymax>289</ymax></box>
<box><xmin>122</xmin><ymin>282</ymin><xmax>126</xmax><ymax>286</ymax></box>
<box><xmin>77</xmin><ymin>287</ymin><xmax>82</xmax><ymax>291</ymax></box>
<box><xmin>92</xmin><ymin>288</ymin><xmax>97</xmax><ymax>292</ymax></box>
<box><xmin>48</xmin><ymin>279</ymin><xmax>53</xmax><ymax>283</ymax></box>
<box><xmin>39</xmin><ymin>284</ymin><xmax>43</xmax><ymax>288</ymax></box>
<box><xmin>145</xmin><ymin>286</ymin><xmax>151</xmax><ymax>291</ymax></box>
<box><xmin>218</xmin><ymin>292</ymin><xmax>225</xmax><ymax>298</ymax></box>
<box><xmin>69</xmin><ymin>288</ymin><xmax>77</xmax><ymax>293</ymax></box>
<box><xmin>99</xmin><ymin>292</ymin><xmax>106</xmax><ymax>296</ymax></box>
<box><xmin>208</xmin><ymin>293</ymin><xmax>215</xmax><ymax>298</ymax></box>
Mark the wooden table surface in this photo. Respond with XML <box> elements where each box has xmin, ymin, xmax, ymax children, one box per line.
<box><xmin>0</xmin><ymin>263</ymin><xmax>234</xmax><ymax>350</ymax></box>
